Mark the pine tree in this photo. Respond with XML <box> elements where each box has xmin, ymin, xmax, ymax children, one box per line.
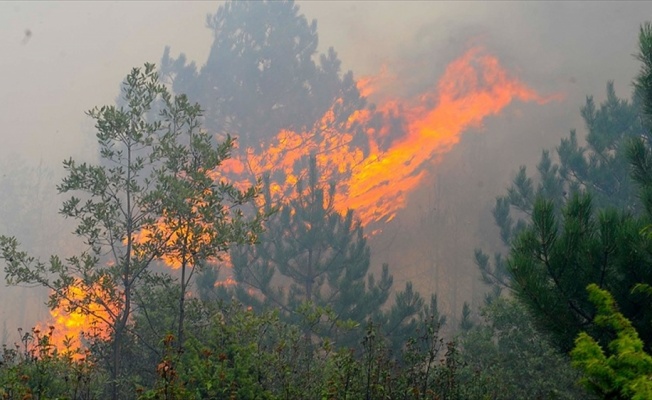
<box><xmin>159</xmin><ymin>0</ymin><xmax>367</xmax><ymax>150</ymax></box>
<box><xmin>200</xmin><ymin>158</ymin><xmax>426</xmax><ymax>348</ymax></box>
<box><xmin>488</xmin><ymin>21</ymin><xmax>652</xmax><ymax>356</ymax></box>
<box><xmin>572</xmin><ymin>284</ymin><xmax>652</xmax><ymax>400</ymax></box>
<box><xmin>629</xmin><ymin>22</ymin><xmax>652</xmax><ymax>217</ymax></box>
<box><xmin>478</xmin><ymin>78</ymin><xmax>644</xmax><ymax>300</ymax></box>
<box><xmin>506</xmin><ymin>192</ymin><xmax>652</xmax><ymax>352</ymax></box>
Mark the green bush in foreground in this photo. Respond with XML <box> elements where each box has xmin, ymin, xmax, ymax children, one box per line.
<box><xmin>572</xmin><ymin>284</ymin><xmax>652</xmax><ymax>400</ymax></box>
<box><xmin>0</xmin><ymin>326</ymin><xmax>104</xmax><ymax>400</ymax></box>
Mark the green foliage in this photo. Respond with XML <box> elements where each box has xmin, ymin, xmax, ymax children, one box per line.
<box><xmin>0</xmin><ymin>296</ymin><xmax>590</xmax><ymax>400</ymax></box>
<box><xmin>140</xmin><ymin>77</ymin><xmax>263</xmax><ymax>351</ymax></box>
<box><xmin>136</xmin><ymin>299</ymin><xmax>452</xmax><ymax>400</ymax></box>
<box><xmin>507</xmin><ymin>193</ymin><xmax>652</xmax><ymax>352</ymax></box>
<box><xmin>572</xmin><ymin>284</ymin><xmax>652</xmax><ymax>400</ymax></box>
<box><xmin>458</xmin><ymin>302</ymin><xmax>474</xmax><ymax>332</ymax></box>
<box><xmin>202</xmin><ymin>159</ymin><xmax>427</xmax><ymax>351</ymax></box>
<box><xmin>478</xmin><ymin>80</ymin><xmax>643</xmax><ymax>297</ymax></box>
<box><xmin>471</xmin><ymin>26</ymin><xmax>652</xmax><ymax>377</ymax></box>
<box><xmin>1</xmin><ymin>63</ymin><xmax>262</xmax><ymax>398</ymax></box>
<box><xmin>630</xmin><ymin>22</ymin><xmax>652</xmax><ymax>223</ymax></box>
<box><xmin>635</xmin><ymin>22</ymin><xmax>652</xmax><ymax>131</ymax></box>
<box><xmin>377</xmin><ymin>283</ymin><xmax>446</xmax><ymax>355</ymax></box>
<box><xmin>457</xmin><ymin>297</ymin><xmax>593</xmax><ymax>399</ymax></box>
<box><xmin>0</xmin><ymin>326</ymin><xmax>104</xmax><ymax>399</ymax></box>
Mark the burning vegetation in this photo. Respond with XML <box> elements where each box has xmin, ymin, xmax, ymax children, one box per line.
<box><xmin>220</xmin><ymin>47</ymin><xmax>556</xmax><ymax>228</ymax></box>
<box><xmin>1</xmin><ymin>1</ymin><xmax>652</xmax><ymax>399</ymax></box>
<box><xmin>38</xmin><ymin>44</ymin><xmax>557</xmax><ymax>368</ymax></box>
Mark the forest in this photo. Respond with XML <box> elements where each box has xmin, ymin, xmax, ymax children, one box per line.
<box><xmin>1</xmin><ymin>1</ymin><xmax>652</xmax><ymax>399</ymax></box>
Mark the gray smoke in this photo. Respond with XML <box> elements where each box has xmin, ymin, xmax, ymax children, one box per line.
<box><xmin>0</xmin><ymin>1</ymin><xmax>650</xmax><ymax>334</ymax></box>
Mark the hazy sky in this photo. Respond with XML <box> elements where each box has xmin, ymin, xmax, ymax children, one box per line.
<box><xmin>1</xmin><ymin>1</ymin><xmax>649</xmax><ymax>166</ymax></box>
<box><xmin>0</xmin><ymin>1</ymin><xmax>652</xmax><ymax>161</ymax></box>
<box><xmin>1</xmin><ymin>1</ymin><xmax>652</xmax><ymax>324</ymax></box>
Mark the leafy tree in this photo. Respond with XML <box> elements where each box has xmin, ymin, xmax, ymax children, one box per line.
<box><xmin>0</xmin><ymin>63</ymin><xmax>261</xmax><ymax>398</ymax></box>
<box><xmin>160</xmin><ymin>0</ymin><xmax>367</xmax><ymax>150</ymax></box>
<box><xmin>572</xmin><ymin>284</ymin><xmax>652</xmax><ymax>400</ymax></box>
<box><xmin>143</xmin><ymin>89</ymin><xmax>262</xmax><ymax>351</ymax></box>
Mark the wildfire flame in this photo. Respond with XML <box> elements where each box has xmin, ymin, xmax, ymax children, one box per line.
<box><xmin>41</xmin><ymin>47</ymin><xmax>559</xmax><ymax>353</ymax></box>
<box><xmin>355</xmin><ymin>64</ymin><xmax>394</xmax><ymax>99</ymax></box>
<box><xmin>134</xmin><ymin>215</ymin><xmax>215</xmax><ymax>270</ymax></box>
<box><xmin>223</xmin><ymin>47</ymin><xmax>558</xmax><ymax>225</ymax></box>
<box><xmin>40</xmin><ymin>278</ymin><xmax>116</xmax><ymax>358</ymax></box>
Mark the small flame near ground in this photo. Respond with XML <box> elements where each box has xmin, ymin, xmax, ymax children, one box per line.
<box><xmin>40</xmin><ymin>46</ymin><xmax>560</xmax><ymax>354</ymax></box>
<box><xmin>37</xmin><ymin>279</ymin><xmax>115</xmax><ymax>359</ymax></box>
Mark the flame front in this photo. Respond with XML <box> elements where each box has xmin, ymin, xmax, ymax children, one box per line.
<box><xmin>39</xmin><ymin>47</ymin><xmax>557</xmax><ymax>351</ymax></box>
<box><xmin>224</xmin><ymin>47</ymin><xmax>558</xmax><ymax>225</ymax></box>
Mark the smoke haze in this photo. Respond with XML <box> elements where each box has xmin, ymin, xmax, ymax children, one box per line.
<box><xmin>1</xmin><ymin>1</ymin><xmax>651</xmax><ymax>333</ymax></box>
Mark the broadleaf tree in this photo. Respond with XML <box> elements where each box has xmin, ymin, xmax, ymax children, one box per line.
<box><xmin>143</xmin><ymin>89</ymin><xmax>263</xmax><ymax>351</ymax></box>
<box><xmin>0</xmin><ymin>63</ymin><xmax>262</xmax><ymax>398</ymax></box>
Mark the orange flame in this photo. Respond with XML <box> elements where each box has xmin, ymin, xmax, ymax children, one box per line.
<box><xmin>132</xmin><ymin>192</ymin><xmax>219</xmax><ymax>270</ymax></box>
<box><xmin>36</xmin><ymin>47</ymin><xmax>558</xmax><ymax>347</ymax></box>
<box><xmin>223</xmin><ymin>47</ymin><xmax>558</xmax><ymax>226</ymax></box>
<box><xmin>135</xmin><ymin>223</ymin><xmax>213</xmax><ymax>270</ymax></box>
<box><xmin>356</xmin><ymin>64</ymin><xmax>394</xmax><ymax>99</ymax></box>
<box><xmin>41</xmin><ymin>278</ymin><xmax>116</xmax><ymax>358</ymax></box>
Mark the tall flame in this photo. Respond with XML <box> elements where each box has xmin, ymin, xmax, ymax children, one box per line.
<box><xmin>223</xmin><ymin>47</ymin><xmax>558</xmax><ymax>225</ymax></box>
<box><xmin>40</xmin><ymin>47</ymin><xmax>558</xmax><ymax>353</ymax></box>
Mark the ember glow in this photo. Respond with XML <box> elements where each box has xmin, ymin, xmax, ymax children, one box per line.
<box><xmin>222</xmin><ymin>47</ymin><xmax>558</xmax><ymax>226</ymax></box>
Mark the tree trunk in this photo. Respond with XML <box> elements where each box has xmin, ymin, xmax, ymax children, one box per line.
<box><xmin>178</xmin><ymin>259</ymin><xmax>187</xmax><ymax>353</ymax></box>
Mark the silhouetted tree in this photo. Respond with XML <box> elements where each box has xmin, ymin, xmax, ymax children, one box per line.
<box><xmin>160</xmin><ymin>0</ymin><xmax>367</xmax><ymax>150</ymax></box>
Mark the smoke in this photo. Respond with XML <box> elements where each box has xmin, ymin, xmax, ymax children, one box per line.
<box><xmin>0</xmin><ymin>1</ymin><xmax>651</xmax><ymax>335</ymax></box>
<box><xmin>300</xmin><ymin>1</ymin><xmax>652</xmax><ymax>314</ymax></box>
